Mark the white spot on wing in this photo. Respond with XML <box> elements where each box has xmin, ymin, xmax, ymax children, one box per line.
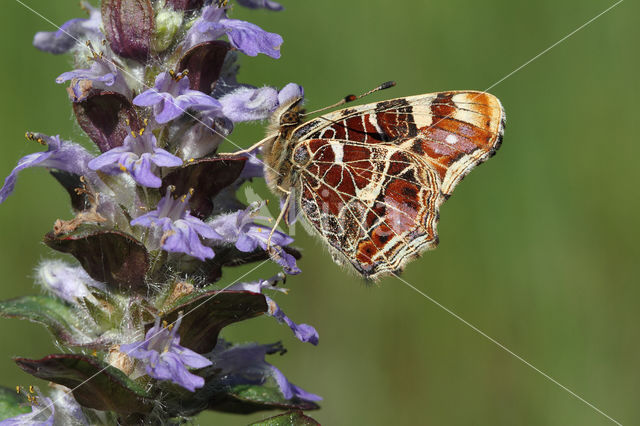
<box><xmin>330</xmin><ymin>141</ymin><xmax>343</xmax><ymax>164</ymax></box>
<box><xmin>413</xmin><ymin>112</ymin><xmax>432</xmax><ymax>129</ymax></box>
<box><xmin>445</xmin><ymin>134</ymin><xmax>458</xmax><ymax>145</ymax></box>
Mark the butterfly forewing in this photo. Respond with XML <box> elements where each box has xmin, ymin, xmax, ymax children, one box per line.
<box><xmin>277</xmin><ymin>90</ymin><xmax>504</xmax><ymax>278</ymax></box>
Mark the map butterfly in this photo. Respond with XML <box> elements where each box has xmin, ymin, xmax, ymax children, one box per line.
<box><xmin>256</xmin><ymin>86</ymin><xmax>505</xmax><ymax>279</ymax></box>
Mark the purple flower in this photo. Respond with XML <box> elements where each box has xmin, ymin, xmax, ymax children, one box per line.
<box><xmin>88</xmin><ymin>129</ymin><xmax>182</xmax><ymax>188</ymax></box>
<box><xmin>133</xmin><ymin>72</ymin><xmax>221</xmax><ymax>124</ymax></box>
<box><xmin>33</xmin><ymin>1</ymin><xmax>101</xmax><ymax>55</ymax></box>
<box><xmin>219</xmin><ymin>83</ymin><xmax>303</xmax><ymax>122</ymax></box>
<box><xmin>271</xmin><ymin>365</ymin><xmax>322</xmax><ymax>401</ymax></box>
<box><xmin>267</xmin><ymin>298</ymin><xmax>319</xmax><ymax>345</ymax></box>
<box><xmin>120</xmin><ymin>315</ymin><xmax>212</xmax><ymax>392</ymax></box>
<box><xmin>236</xmin><ymin>0</ymin><xmax>284</xmax><ymax>11</ymax></box>
<box><xmin>209</xmin><ymin>203</ymin><xmax>300</xmax><ymax>273</ymax></box>
<box><xmin>37</xmin><ymin>260</ymin><xmax>106</xmax><ymax>303</ymax></box>
<box><xmin>131</xmin><ymin>187</ymin><xmax>220</xmax><ymax>260</ymax></box>
<box><xmin>186</xmin><ymin>5</ymin><xmax>283</xmax><ymax>58</ymax></box>
<box><xmin>0</xmin><ymin>133</ymin><xmax>93</xmax><ymax>204</ymax></box>
<box><xmin>229</xmin><ymin>275</ymin><xmax>319</xmax><ymax>345</ymax></box>
<box><xmin>56</xmin><ymin>52</ymin><xmax>131</xmax><ymax>102</ymax></box>
<box><xmin>219</xmin><ymin>86</ymin><xmax>277</xmax><ymax>122</ymax></box>
<box><xmin>211</xmin><ymin>340</ymin><xmax>322</xmax><ymax>401</ymax></box>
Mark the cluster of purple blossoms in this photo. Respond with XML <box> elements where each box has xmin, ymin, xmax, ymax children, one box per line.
<box><xmin>0</xmin><ymin>1</ymin><xmax>321</xmax><ymax>424</ymax></box>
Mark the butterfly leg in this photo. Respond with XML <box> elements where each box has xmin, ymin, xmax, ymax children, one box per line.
<box><xmin>266</xmin><ymin>191</ymin><xmax>291</xmax><ymax>265</ymax></box>
<box><xmin>216</xmin><ymin>135</ymin><xmax>273</xmax><ymax>157</ymax></box>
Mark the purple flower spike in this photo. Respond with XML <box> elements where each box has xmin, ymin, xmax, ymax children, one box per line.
<box><xmin>236</xmin><ymin>0</ymin><xmax>284</xmax><ymax>11</ymax></box>
<box><xmin>186</xmin><ymin>5</ymin><xmax>283</xmax><ymax>58</ymax></box>
<box><xmin>133</xmin><ymin>72</ymin><xmax>221</xmax><ymax>124</ymax></box>
<box><xmin>131</xmin><ymin>187</ymin><xmax>220</xmax><ymax>260</ymax></box>
<box><xmin>209</xmin><ymin>203</ymin><xmax>300</xmax><ymax>273</ymax></box>
<box><xmin>229</xmin><ymin>275</ymin><xmax>319</xmax><ymax>345</ymax></box>
<box><xmin>33</xmin><ymin>1</ymin><xmax>102</xmax><ymax>55</ymax></box>
<box><xmin>56</xmin><ymin>52</ymin><xmax>131</xmax><ymax>102</ymax></box>
<box><xmin>88</xmin><ymin>128</ymin><xmax>182</xmax><ymax>188</ymax></box>
<box><xmin>0</xmin><ymin>133</ymin><xmax>94</xmax><ymax>204</ymax></box>
<box><xmin>120</xmin><ymin>315</ymin><xmax>212</xmax><ymax>392</ymax></box>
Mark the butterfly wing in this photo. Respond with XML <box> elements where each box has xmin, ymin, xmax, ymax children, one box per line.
<box><xmin>295</xmin><ymin>140</ymin><xmax>441</xmax><ymax>277</ymax></box>
<box><xmin>292</xmin><ymin>91</ymin><xmax>505</xmax><ymax>278</ymax></box>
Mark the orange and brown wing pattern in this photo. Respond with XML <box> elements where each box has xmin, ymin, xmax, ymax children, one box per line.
<box><xmin>294</xmin><ymin>140</ymin><xmax>440</xmax><ymax>278</ymax></box>
<box><xmin>295</xmin><ymin>91</ymin><xmax>505</xmax><ymax>197</ymax></box>
<box><xmin>291</xmin><ymin>91</ymin><xmax>505</xmax><ymax>278</ymax></box>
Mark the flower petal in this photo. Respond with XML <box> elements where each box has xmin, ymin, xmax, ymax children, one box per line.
<box><xmin>130</xmin><ymin>155</ymin><xmax>162</xmax><ymax>188</ymax></box>
<box><xmin>218</xmin><ymin>18</ymin><xmax>283</xmax><ymax>58</ymax></box>
<box><xmin>87</xmin><ymin>147</ymin><xmax>131</xmax><ymax>171</ymax></box>
<box><xmin>266</xmin><ymin>297</ymin><xmax>318</xmax><ymax>345</ymax></box>
<box><xmin>150</xmin><ymin>148</ymin><xmax>183</xmax><ymax>167</ymax></box>
<box><xmin>219</xmin><ymin>86</ymin><xmax>278</xmax><ymax>122</ymax></box>
<box><xmin>236</xmin><ymin>233</ymin><xmax>259</xmax><ymax>252</ymax></box>
<box><xmin>277</xmin><ymin>83</ymin><xmax>304</xmax><ymax>105</ymax></box>
<box><xmin>175</xmin><ymin>90</ymin><xmax>221</xmax><ymax>111</ymax></box>
<box><xmin>155</xmin><ymin>99</ymin><xmax>185</xmax><ymax>123</ymax></box>
<box><xmin>37</xmin><ymin>260</ymin><xmax>105</xmax><ymax>303</ymax></box>
<box><xmin>33</xmin><ymin>2</ymin><xmax>101</xmax><ymax>55</ymax></box>
<box><xmin>121</xmin><ymin>315</ymin><xmax>210</xmax><ymax>392</ymax></box>
<box><xmin>0</xmin><ymin>135</ymin><xmax>93</xmax><ymax>204</ymax></box>
<box><xmin>133</xmin><ymin>89</ymin><xmax>165</xmax><ymax>107</ymax></box>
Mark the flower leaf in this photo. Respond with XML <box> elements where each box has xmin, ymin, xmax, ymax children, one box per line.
<box><xmin>73</xmin><ymin>91</ymin><xmax>142</xmax><ymax>153</ymax></box>
<box><xmin>177</xmin><ymin>41</ymin><xmax>231</xmax><ymax>93</ymax></box>
<box><xmin>0</xmin><ymin>386</ymin><xmax>30</xmax><ymax>420</ymax></box>
<box><xmin>14</xmin><ymin>354</ymin><xmax>154</xmax><ymax>414</ymax></box>
<box><xmin>102</xmin><ymin>0</ymin><xmax>154</xmax><ymax>61</ymax></box>
<box><xmin>161</xmin><ymin>157</ymin><xmax>246</xmax><ymax>219</ymax></box>
<box><xmin>0</xmin><ymin>295</ymin><xmax>97</xmax><ymax>347</ymax></box>
<box><xmin>159</xmin><ymin>290</ymin><xmax>267</xmax><ymax>353</ymax></box>
<box><xmin>250</xmin><ymin>410</ymin><xmax>321</xmax><ymax>426</ymax></box>
<box><xmin>43</xmin><ymin>228</ymin><xmax>149</xmax><ymax>292</ymax></box>
<box><xmin>210</xmin><ymin>384</ymin><xmax>320</xmax><ymax>414</ymax></box>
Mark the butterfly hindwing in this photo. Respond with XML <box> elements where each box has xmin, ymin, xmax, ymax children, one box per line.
<box><xmin>295</xmin><ymin>139</ymin><xmax>440</xmax><ymax>277</ymax></box>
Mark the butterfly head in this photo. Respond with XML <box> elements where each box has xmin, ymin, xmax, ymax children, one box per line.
<box><xmin>279</xmin><ymin>109</ymin><xmax>301</xmax><ymax>127</ymax></box>
<box><xmin>268</xmin><ymin>95</ymin><xmax>305</xmax><ymax>135</ymax></box>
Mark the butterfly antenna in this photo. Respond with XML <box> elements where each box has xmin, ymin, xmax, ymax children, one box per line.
<box><xmin>301</xmin><ymin>81</ymin><xmax>396</xmax><ymax>117</ymax></box>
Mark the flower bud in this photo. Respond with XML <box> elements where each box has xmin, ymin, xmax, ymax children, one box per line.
<box><xmin>152</xmin><ymin>5</ymin><xmax>184</xmax><ymax>53</ymax></box>
<box><xmin>102</xmin><ymin>0</ymin><xmax>154</xmax><ymax>61</ymax></box>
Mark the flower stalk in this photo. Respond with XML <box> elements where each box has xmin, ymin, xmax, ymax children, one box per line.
<box><xmin>0</xmin><ymin>1</ymin><xmax>320</xmax><ymax>424</ymax></box>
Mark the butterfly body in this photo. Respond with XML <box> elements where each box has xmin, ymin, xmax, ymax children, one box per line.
<box><xmin>263</xmin><ymin>91</ymin><xmax>505</xmax><ymax>279</ymax></box>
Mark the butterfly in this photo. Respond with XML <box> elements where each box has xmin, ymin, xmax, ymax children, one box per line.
<box><xmin>256</xmin><ymin>85</ymin><xmax>505</xmax><ymax>279</ymax></box>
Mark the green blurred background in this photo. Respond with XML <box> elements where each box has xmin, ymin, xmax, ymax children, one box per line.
<box><xmin>1</xmin><ymin>0</ymin><xmax>638</xmax><ymax>424</ymax></box>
